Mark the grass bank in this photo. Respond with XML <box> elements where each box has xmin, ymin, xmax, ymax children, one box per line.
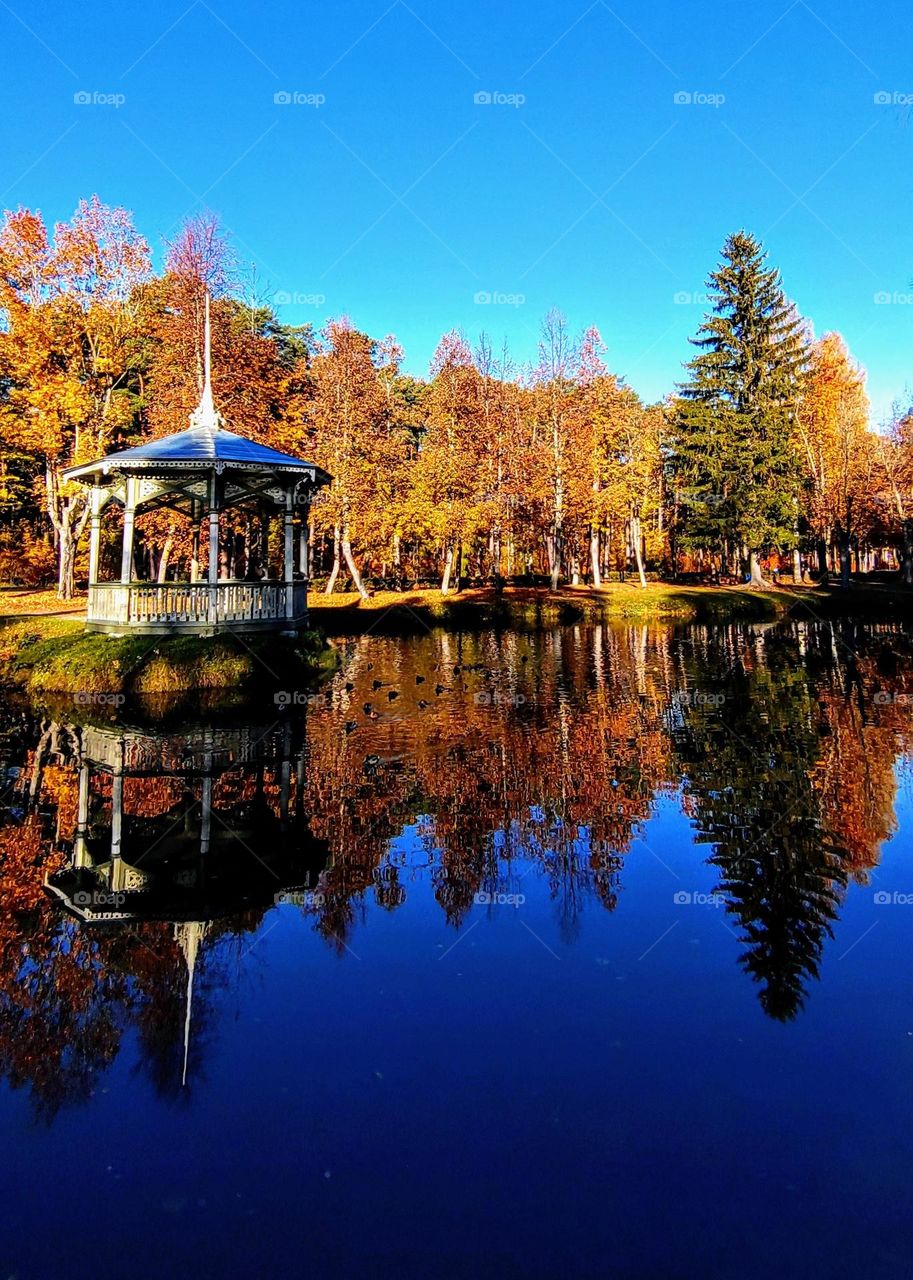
<box><xmin>308</xmin><ymin>583</ymin><xmax>797</xmax><ymax>632</ymax></box>
<box><xmin>0</xmin><ymin>616</ymin><xmax>337</xmax><ymax>701</ymax></box>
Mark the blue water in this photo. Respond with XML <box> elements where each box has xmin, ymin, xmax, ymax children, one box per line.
<box><xmin>1</xmin><ymin>621</ymin><xmax>912</xmax><ymax>1279</ymax></box>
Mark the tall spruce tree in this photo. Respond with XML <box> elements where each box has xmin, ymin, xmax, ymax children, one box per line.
<box><xmin>673</xmin><ymin>231</ymin><xmax>807</xmax><ymax>584</ymax></box>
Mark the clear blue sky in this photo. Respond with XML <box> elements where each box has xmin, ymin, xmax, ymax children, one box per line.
<box><xmin>1</xmin><ymin>0</ymin><xmax>911</xmax><ymax>421</ymax></box>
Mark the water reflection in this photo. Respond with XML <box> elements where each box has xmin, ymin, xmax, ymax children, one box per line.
<box><xmin>1</xmin><ymin>617</ymin><xmax>912</xmax><ymax>1115</ymax></box>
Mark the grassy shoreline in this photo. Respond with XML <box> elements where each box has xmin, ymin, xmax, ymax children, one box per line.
<box><xmin>307</xmin><ymin>581</ymin><xmax>913</xmax><ymax>632</ymax></box>
<box><xmin>0</xmin><ymin>617</ymin><xmax>336</xmax><ymax>702</ymax></box>
<box><xmin>0</xmin><ymin>581</ymin><xmax>908</xmax><ymax>701</ymax></box>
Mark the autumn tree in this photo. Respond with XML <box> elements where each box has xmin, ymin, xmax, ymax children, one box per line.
<box><xmin>575</xmin><ymin>331</ymin><xmax>665</xmax><ymax>588</ymax></box>
<box><xmin>411</xmin><ymin>331</ymin><xmax>486</xmax><ymax>593</ymax></box>
<box><xmin>0</xmin><ymin>197</ymin><xmax>150</xmax><ymax>595</ymax></box>
<box><xmin>796</xmin><ymin>332</ymin><xmax>873</xmax><ymax>586</ymax></box>
<box><xmin>531</xmin><ymin>310</ymin><xmax>578</xmax><ymax>590</ymax></box>
<box><xmin>877</xmin><ymin>410</ymin><xmax>913</xmax><ymax>584</ymax></box>
<box><xmin>306</xmin><ymin>319</ymin><xmax>402</xmax><ymax>597</ymax></box>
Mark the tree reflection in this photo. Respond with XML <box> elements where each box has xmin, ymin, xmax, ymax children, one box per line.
<box><xmin>0</xmin><ymin>616</ymin><xmax>911</xmax><ymax>1112</ymax></box>
<box><xmin>671</xmin><ymin>639</ymin><xmax>848</xmax><ymax>1019</ymax></box>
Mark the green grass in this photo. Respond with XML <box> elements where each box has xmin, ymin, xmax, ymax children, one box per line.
<box><xmin>0</xmin><ymin>617</ymin><xmax>337</xmax><ymax>701</ymax></box>
<box><xmin>307</xmin><ymin>583</ymin><xmax>793</xmax><ymax>632</ymax></box>
<box><xmin>309</xmin><ymin>581</ymin><xmax>913</xmax><ymax>633</ymax></box>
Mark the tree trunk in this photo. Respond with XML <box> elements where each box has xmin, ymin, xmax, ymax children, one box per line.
<box><xmin>902</xmin><ymin>520</ymin><xmax>913</xmax><ymax>585</ymax></box>
<box><xmin>341</xmin><ymin>527</ymin><xmax>369</xmax><ymax>600</ymax></box>
<box><xmin>441</xmin><ymin>543</ymin><xmax>454</xmax><ymax>595</ymax></box>
<box><xmin>325</xmin><ymin>524</ymin><xmax>341</xmax><ymax>594</ymax></box>
<box><xmin>47</xmin><ymin>464</ymin><xmax>90</xmax><ymax>600</ymax></box>
<box><xmin>157</xmin><ymin>525</ymin><xmax>175</xmax><ymax>582</ymax></box>
<box><xmin>490</xmin><ymin>526</ymin><xmax>501</xmax><ymax>582</ymax></box>
<box><xmin>58</xmin><ymin>532</ymin><xmax>76</xmax><ymax>600</ymax></box>
<box><xmin>792</xmin><ymin>547</ymin><xmax>803</xmax><ymax>584</ymax></box>
<box><xmin>748</xmin><ymin>550</ymin><xmax>767</xmax><ymax>588</ymax></box>
<box><xmin>838</xmin><ymin>532</ymin><xmax>851</xmax><ymax>591</ymax></box>
<box><xmin>589</xmin><ymin>527</ymin><xmax>601</xmax><ymax>588</ymax></box>
<box><xmin>546</xmin><ymin>533</ymin><xmax>560</xmax><ymax>591</ymax></box>
<box><xmin>631</xmin><ymin>515</ymin><xmax>647</xmax><ymax>588</ymax></box>
<box><xmin>816</xmin><ymin>538</ymin><xmax>828</xmax><ymax>581</ymax></box>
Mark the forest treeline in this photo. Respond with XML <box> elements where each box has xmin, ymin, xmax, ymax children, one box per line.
<box><xmin>1</xmin><ymin>195</ymin><xmax>912</xmax><ymax>598</ymax></box>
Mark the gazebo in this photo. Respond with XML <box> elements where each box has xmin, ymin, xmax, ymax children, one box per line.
<box><xmin>43</xmin><ymin>714</ymin><xmax>330</xmax><ymax>1086</ymax></box>
<box><xmin>63</xmin><ymin>299</ymin><xmax>330</xmax><ymax>635</ymax></box>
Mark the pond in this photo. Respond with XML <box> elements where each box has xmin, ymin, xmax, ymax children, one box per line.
<box><xmin>1</xmin><ymin>617</ymin><xmax>912</xmax><ymax>1279</ymax></box>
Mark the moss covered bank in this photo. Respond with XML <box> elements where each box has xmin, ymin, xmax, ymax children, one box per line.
<box><xmin>0</xmin><ymin>617</ymin><xmax>337</xmax><ymax>700</ymax></box>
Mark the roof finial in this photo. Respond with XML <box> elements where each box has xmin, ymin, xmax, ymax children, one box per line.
<box><xmin>175</xmin><ymin>919</ymin><xmax>208</xmax><ymax>1088</ymax></box>
<box><xmin>189</xmin><ymin>291</ymin><xmax>222</xmax><ymax>432</ymax></box>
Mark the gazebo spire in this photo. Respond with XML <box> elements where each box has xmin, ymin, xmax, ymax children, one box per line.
<box><xmin>175</xmin><ymin>919</ymin><xmax>208</xmax><ymax>1087</ymax></box>
<box><xmin>189</xmin><ymin>292</ymin><xmax>223</xmax><ymax>432</ymax></box>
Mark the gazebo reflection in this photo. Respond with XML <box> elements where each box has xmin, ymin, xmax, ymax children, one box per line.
<box><xmin>46</xmin><ymin>716</ymin><xmax>329</xmax><ymax>925</ymax></box>
<box><xmin>44</xmin><ymin>713</ymin><xmax>330</xmax><ymax>1085</ymax></box>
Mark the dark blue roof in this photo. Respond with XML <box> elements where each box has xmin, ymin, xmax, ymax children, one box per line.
<box><xmin>64</xmin><ymin>425</ymin><xmax>329</xmax><ymax>483</ymax></box>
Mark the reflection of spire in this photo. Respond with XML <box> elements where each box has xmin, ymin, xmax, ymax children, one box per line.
<box><xmin>174</xmin><ymin>919</ymin><xmax>209</xmax><ymax>1087</ymax></box>
<box><xmin>189</xmin><ymin>292</ymin><xmax>223</xmax><ymax>432</ymax></box>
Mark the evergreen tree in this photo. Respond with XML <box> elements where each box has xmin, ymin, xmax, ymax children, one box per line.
<box><xmin>672</xmin><ymin>231</ymin><xmax>807</xmax><ymax>584</ymax></box>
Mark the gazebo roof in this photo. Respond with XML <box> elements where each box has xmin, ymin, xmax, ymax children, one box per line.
<box><xmin>64</xmin><ymin>422</ymin><xmax>328</xmax><ymax>483</ymax></box>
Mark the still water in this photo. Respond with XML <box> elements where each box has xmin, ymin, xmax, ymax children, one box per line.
<box><xmin>1</xmin><ymin>618</ymin><xmax>912</xmax><ymax>1279</ymax></box>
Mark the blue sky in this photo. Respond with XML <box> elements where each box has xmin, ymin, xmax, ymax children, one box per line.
<box><xmin>1</xmin><ymin>0</ymin><xmax>911</xmax><ymax>421</ymax></box>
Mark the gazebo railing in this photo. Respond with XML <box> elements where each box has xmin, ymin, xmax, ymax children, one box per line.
<box><xmin>87</xmin><ymin>581</ymin><xmax>307</xmax><ymax>631</ymax></box>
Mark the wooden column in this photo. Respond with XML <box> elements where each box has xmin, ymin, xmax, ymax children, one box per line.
<box><xmin>190</xmin><ymin>503</ymin><xmax>201</xmax><ymax>583</ymax></box>
<box><xmin>87</xmin><ymin>485</ymin><xmax>103</xmax><ymax>587</ymax></box>
<box><xmin>110</xmin><ymin>741</ymin><xmax>124</xmax><ymax>863</ymax></box>
<box><xmin>280</xmin><ymin>721</ymin><xmax>292</xmax><ymax>825</ymax></box>
<box><xmin>120</xmin><ymin>476</ymin><xmax>136</xmax><ymax>584</ymax></box>
<box><xmin>200</xmin><ymin>730</ymin><xmax>213</xmax><ymax>857</ymax></box>
<box><xmin>74</xmin><ymin>759</ymin><xmax>91</xmax><ymax>868</ymax></box>
<box><xmin>208</xmin><ymin>473</ymin><xmax>219</xmax><ymax>626</ymax></box>
<box><xmin>284</xmin><ymin>485</ymin><xmax>295</xmax><ymax>621</ymax></box>
<box><xmin>298</xmin><ymin>502</ymin><xmax>309</xmax><ymax>577</ymax></box>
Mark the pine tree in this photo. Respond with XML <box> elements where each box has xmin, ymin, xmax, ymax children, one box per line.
<box><xmin>672</xmin><ymin>231</ymin><xmax>807</xmax><ymax>584</ymax></box>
